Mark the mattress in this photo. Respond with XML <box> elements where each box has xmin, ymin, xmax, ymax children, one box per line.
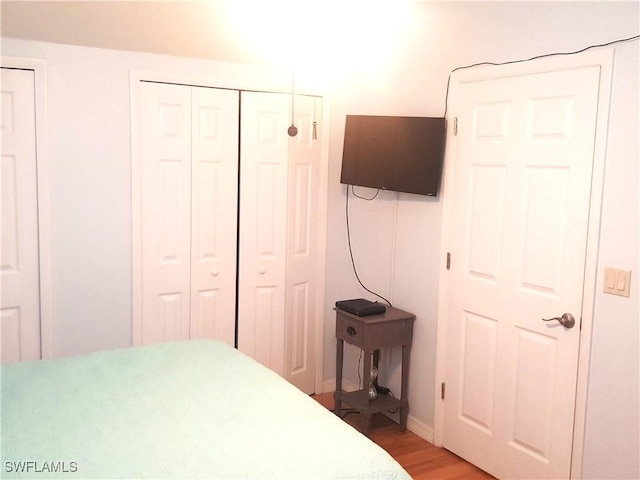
<box><xmin>1</xmin><ymin>340</ymin><xmax>410</xmax><ymax>479</ymax></box>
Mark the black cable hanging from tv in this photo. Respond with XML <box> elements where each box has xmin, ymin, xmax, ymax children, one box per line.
<box><xmin>345</xmin><ymin>186</ymin><xmax>392</xmax><ymax>307</ymax></box>
<box><xmin>443</xmin><ymin>34</ymin><xmax>640</xmax><ymax>121</ymax></box>
<box><xmin>350</xmin><ymin>185</ymin><xmax>379</xmax><ymax>201</ymax></box>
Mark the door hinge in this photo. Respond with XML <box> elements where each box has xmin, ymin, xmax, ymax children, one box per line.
<box><xmin>446</xmin><ymin>252</ymin><xmax>451</xmax><ymax>270</ymax></box>
<box><xmin>453</xmin><ymin>117</ymin><xmax>458</xmax><ymax>136</ymax></box>
<box><xmin>441</xmin><ymin>382</ymin><xmax>446</xmax><ymax>400</ymax></box>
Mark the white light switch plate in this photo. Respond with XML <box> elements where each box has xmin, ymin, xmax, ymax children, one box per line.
<box><xmin>603</xmin><ymin>268</ymin><xmax>632</xmax><ymax>297</ymax></box>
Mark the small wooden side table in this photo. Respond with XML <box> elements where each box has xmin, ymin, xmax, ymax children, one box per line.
<box><xmin>333</xmin><ymin>305</ymin><xmax>415</xmax><ymax>436</ymax></box>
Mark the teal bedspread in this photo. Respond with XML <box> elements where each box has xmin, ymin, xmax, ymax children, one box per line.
<box><xmin>1</xmin><ymin>340</ymin><xmax>410</xmax><ymax>479</ymax></box>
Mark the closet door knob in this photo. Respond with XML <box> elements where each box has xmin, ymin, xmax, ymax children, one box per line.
<box><xmin>211</xmin><ymin>268</ymin><xmax>219</xmax><ymax>277</ymax></box>
<box><xmin>258</xmin><ymin>266</ymin><xmax>266</xmax><ymax>275</ymax></box>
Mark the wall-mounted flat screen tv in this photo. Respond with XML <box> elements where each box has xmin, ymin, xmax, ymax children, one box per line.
<box><xmin>340</xmin><ymin>115</ymin><xmax>445</xmax><ymax>196</ymax></box>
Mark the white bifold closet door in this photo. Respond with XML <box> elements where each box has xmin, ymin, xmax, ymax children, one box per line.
<box><xmin>136</xmin><ymin>82</ymin><xmax>321</xmax><ymax>393</ymax></box>
<box><xmin>237</xmin><ymin>92</ymin><xmax>289</xmax><ymax>373</ymax></box>
<box><xmin>138</xmin><ymin>82</ymin><xmax>239</xmax><ymax>347</ymax></box>
<box><xmin>284</xmin><ymin>94</ymin><xmax>322</xmax><ymax>393</ymax></box>
<box><xmin>237</xmin><ymin>91</ymin><xmax>321</xmax><ymax>392</ymax></box>
<box><xmin>1</xmin><ymin>68</ymin><xmax>41</xmax><ymax>363</ymax></box>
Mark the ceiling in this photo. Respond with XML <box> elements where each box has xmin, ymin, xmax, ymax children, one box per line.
<box><xmin>1</xmin><ymin>1</ymin><xmax>271</xmax><ymax>65</ymax></box>
<box><xmin>2</xmin><ymin>1</ymin><xmax>424</xmax><ymax>81</ymax></box>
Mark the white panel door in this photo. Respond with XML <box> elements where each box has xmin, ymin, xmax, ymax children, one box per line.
<box><xmin>139</xmin><ymin>82</ymin><xmax>192</xmax><ymax>345</ymax></box>
<box><xmin>443</xmin><ymin>66</ymin><xmax>601</xmax><ymax>479</ymax></box>
<box><xmin>237</xmin><ymin>91</ymin><xmax>289</xmax><ymax>375</ymax></box>
<box><xmin>284</xmin><ymin>95</ymin><xmax>322</xmax><ymax>393</ymax></box>
<box><xmin>138</xmin><ymin>82</ymin><xmax>238</xmax><ymax>346</ymax></box>
<box><xmin>1</xmin><ymin>68</ymin><xmax>41</xmax><ymax>363</ymax></box>
<box><xmin>189</xmin><ymin>87</ymin><xmax>239</xmax><ymax>345</ymax></box>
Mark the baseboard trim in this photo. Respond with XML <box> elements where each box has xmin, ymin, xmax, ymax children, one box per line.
<box><xmin>322</xmin><ymin>379</ymin><xmax>335</xmax><ymax>394</ymax></box>
<box><xmin>322</xmin><ymin>379</ymin><xmax>359</xmax><ymax>394</ymax></box>
<box><xmin>407</xmin><ymin>415</ymin><xmax>434</xmax><ymax>443</ymax></box>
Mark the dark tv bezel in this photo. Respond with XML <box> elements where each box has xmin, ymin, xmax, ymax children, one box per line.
<box><xmin>340</xmin><ymin>115</ymin><xmax>445</xmax><ymax>196</ymax></box>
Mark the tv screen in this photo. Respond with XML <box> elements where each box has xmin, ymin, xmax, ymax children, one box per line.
<box><xmin>340</xmin><ymin>115</ymin><xmax>445</xmax><ymax>196</ymax></box>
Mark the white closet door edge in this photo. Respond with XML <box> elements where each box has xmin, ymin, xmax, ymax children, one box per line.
<box><xmin>2</xmin><ymin>57</ymin><xmax>53</xmax><ymax>359</ymax></box>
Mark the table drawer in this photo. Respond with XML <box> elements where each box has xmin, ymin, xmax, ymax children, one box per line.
<box><xmin>336</xmin><ymin>315</ymin><xmax>364</xmax><ymax>347</ymax></box>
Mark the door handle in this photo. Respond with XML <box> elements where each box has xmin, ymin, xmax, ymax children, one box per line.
<box><xmin>542</xmin><ymin>313</ymin><xmax>576</xmax><ymax>329</ymax></box>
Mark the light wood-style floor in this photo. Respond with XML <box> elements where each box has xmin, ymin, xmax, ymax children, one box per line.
<box><xmin>312</xmin><ymin>392</ymin><xmax>495</xmax><ymax>480</ymax></box>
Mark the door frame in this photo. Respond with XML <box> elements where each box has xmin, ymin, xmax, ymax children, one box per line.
<box><xmin>1</xmin><ymin>57</ymin><xmax>53</xmax><ymax>359</ymax></box>
<box><xmin>433</xmin><ymin>49</ymin><xmax>614</xmax><ymax>479</ymax></box>
<box><xmin>130</xmin><ymin>69</ymin><xmax>330</xmax><ymax>394</ymax></box>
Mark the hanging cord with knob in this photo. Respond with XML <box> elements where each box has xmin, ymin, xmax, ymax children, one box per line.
<box><xmin>287</xmin><ymin>65</ymin><xmax>298</xmax><ymax>137</ymax></box>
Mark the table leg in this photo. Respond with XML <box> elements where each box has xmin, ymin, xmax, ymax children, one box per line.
<box><xmin>362</xmin><ymin>349</ymin><xmax>372</xmax><ymax>403</ymax></box>
<box><xmin>334</xmin><ymin>338</ymin><xmax>344</xmax><ymax>417</ymax></box>
<box><xmin>361</xmin><ymin>350</ymin><xmax>372</xmax><ymax>435</ymax></box>
<box><xmin>361</xmin><ymin>411</ymin><xmax>372</xmax><ymax>437</ymax></box>
<box><xmin>400</xmin><ymin>344</ymin><xmax>411</xmax><ymax>432</ymax></box>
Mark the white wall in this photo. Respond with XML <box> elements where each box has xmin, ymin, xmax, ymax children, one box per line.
<box><xmin>323</xmin><ymin>2</ymin><xmax>638</xmax><ymax>478</ymax></box>
<box><xmin>581</xmin><ymin>34</ymin><xmax>639</xmax><ymax>479</ymax></box>
<box><xmin>1</xmin><ymin>38</ymin><xmax>296</xmax><ymax>358</ymax></box>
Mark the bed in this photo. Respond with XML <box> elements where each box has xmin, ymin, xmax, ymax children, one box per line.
<box><xmin>1</xmin><ymin>339</ymin><xmax>410</xmax><ymax>479</ymax></box>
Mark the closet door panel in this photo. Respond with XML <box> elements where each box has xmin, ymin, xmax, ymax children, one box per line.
<box><xmin>1</xmin><ymin>68</ymin><xmax>41</xmax><ymax>363</ymax></box>
<box><xmin>238</xmin><ymin>91</ymin><xmax>289</xmax><ymax>375</ymax></box>
<box><xmin>140</xmin><ymin>82</ymin><xmax>192</xmax><ymax>344</ymax></box>
<box><xmin>285</xmin><ymin>96</ymin><xmax>322</xmax><ymax>392</ymax></box>
<box><xmin>190</xmin><ymin>88</ymin><xmax>239</xmax><ymax>345</ymax></box>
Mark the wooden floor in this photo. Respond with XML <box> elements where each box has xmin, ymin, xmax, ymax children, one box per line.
<box><xmin>312</xmin><ymin>392</ymin><xmax>495</xmax><ymax>480</ymax></box>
